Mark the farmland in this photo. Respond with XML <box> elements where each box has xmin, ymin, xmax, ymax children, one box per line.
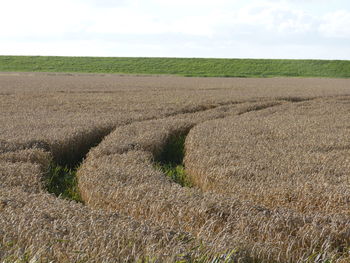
<box><xmin>1</xmin><ymin>72</ymin><xmax>350</xmax><ymax>262</ymax></box>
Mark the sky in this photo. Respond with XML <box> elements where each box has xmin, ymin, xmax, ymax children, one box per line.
<box><xmin>1</xmin><ymin>0</ymin><xmax>350</xmax><ymax>59</ymax></box>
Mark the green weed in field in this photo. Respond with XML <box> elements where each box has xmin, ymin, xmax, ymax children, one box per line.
<box><xmin>45</xmin><ymin>163</ymin><xmax>83</xmax><ymax>203</ymax></box>
<box><xmin>155</xmin><ymin>163</ymin><xmax>192</xmax><ymax>187</ymax></box>
<box><xmin>155</xmin><ymin>133</ymin><xmax>192</xmax><ymax>187</ymax></box>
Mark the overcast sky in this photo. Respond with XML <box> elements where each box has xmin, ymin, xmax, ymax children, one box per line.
<box><xmin>1</xmin><ymin>0</ymin><xmax>349</xmax><ymax>59</ymax></box>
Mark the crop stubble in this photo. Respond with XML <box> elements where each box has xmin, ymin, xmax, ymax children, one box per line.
<box><xmin>1</xmin><ymin>72</ymin><xmax>350</xmax><ymax>262</ymax></box>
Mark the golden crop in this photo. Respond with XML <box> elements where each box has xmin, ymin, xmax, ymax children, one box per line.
<box><xmin>1</xmin><ymin>72</ymin><xmax>350</xmax><ymax>262</ymax></box>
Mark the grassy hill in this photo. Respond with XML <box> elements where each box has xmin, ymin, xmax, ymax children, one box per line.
<box><xmin>0</xmin><ymin>55</ymin><xmax>349</xmax><ymax>78</ymax></box>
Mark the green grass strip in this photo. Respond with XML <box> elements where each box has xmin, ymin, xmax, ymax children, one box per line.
<box><xmin>1</xmin><ymin>56</ymin><xmax>350</xmax><ymax>78</ymax></box>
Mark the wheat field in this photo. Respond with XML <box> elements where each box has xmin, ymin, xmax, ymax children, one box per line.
<box><xmin>1</xmin><ymin>72</ymin><xmax>350</xmax><ymax>262</ymax></box>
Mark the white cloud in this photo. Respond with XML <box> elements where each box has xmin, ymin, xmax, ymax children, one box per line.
<box><xmin>85</xmin><ymin>8</ymin><xmax>168</xmax><ymax>35</ymax></box>
<box><xmin>319</xmin><ymin>10</ymin><xmax>350</xmax><ymax>38</ymax></box>
<box><xmin>0</xmin><ymin>0</ymin><xmax>349</xmax><ymax>59</ymax></box>
<box><xmin>150</xmin><ymin>0</ymin><xmax>237</xmax><ymax>8</ymax></box>
<box><xmin>223</xmin><ymin>1</ymin><xmax>317</xmax><ymax>34</ymax></box>
<box><xmin>0</xmin><ymin>0</ymin><xmax>90</xmax><ymax>37</ymax></box>
<box><xmin>82</xmin><ymin>0</ymin><xmax>131</xmax><ymax>8</ymax></box>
